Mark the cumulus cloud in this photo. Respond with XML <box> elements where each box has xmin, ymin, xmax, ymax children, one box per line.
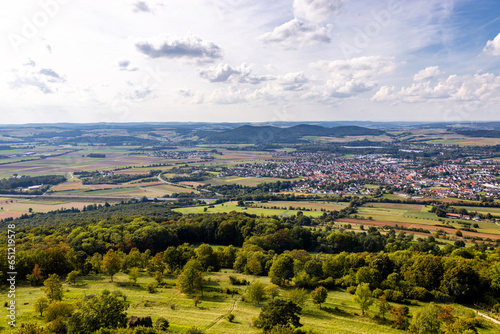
<box><xmin>196</xmin><ymin>63</ymin><xmax>273</xmax><ymax>84</ymax></box>
<box><xmin>293</xmin><ymin>0</ymin><xmax>344</xmax><ymax>22</ymax></box>
<box><xmin>279</xmin><ymin>72</ymin><xmax>308</xmax><ymax>91</ymax></box>
<box><xmin>372</xmin><ymin>73</ymin><xmax>500</xmax><ymax>103</ymax></box>
<box><xmin>483</xmin><ymin>33</ymin><xmax>500</xmax><ymax>56</ymax></box>
<box><xmin>9</xmin><ymin>65</ymin><xmax>66</xmax><ymax>94</ymax></box>
<box><xmin>135</xmin><ymin>36</ymin><xmax>223</xmax><ymax>62</ymax></box>
<box><xmin>414</xmin><ymin>66</ymin><xmax>441</xmax><ymax>81</ymax></box>
<box><xmin>309</xmin><ymin>56</ymin><xmax>395</xmax><ymax>97</ymax></box>
<box><xmin>259</xmin><ymin>18</ymin><xmax>331</xmax><ymax>48</ymax></box>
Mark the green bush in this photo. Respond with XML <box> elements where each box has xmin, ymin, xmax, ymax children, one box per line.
<box><xmin>226</xmin><ymin>313</ymin><xmax>235</xmax><ymax>322</ymax></box>
<box><xmin>346</xmin><ymin>286</ymin><xmax>357</xmax><ymax>295</ymax></box>
<box><xmin>155</xmin><ymin>317</ymin><xmax>169</xmax><ymax>330</ymax></box>
<box><xmin>132</xmin><ymin>327</ymin><xmax>157</xmax><ymax>334</ymax></box>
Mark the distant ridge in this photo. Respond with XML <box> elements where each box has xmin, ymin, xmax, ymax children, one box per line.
<box><xmin>198</xmin><ymin>125</ymin><xmax>385</xmax><ymax>143</ymax></box>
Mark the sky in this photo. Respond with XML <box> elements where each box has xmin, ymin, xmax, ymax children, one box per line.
<box><xmin>1</xmin><ymin>0</ymin><xmax>500</xmax><ymax>124</ymax></box>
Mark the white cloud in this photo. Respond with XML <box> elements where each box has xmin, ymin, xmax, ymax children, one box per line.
<box><xmin>308</xmin><ymin>56</ymin><xmax>396</xmax><ymax>98</ymax></box>
<box><xmin>372</xmin><ymin>73</ymin><xmax>500</xmax><ymax>103</ymax></box>
<box><xmin>483</xmin><ymin>33</ymin><xmax>500</xmax><ymax>56</ymax></box>
<box><xmin>259</xmin><ymin>18</ymin><xmax>331</xmax><ymax>48</ymax></box>
<box><xmin>196</xmin><ymin>63</ymin><xmax>273</xmax><ymax>84</ymax></box>
<box><xmin>414</xmin><ymin>66</ymin><xmax>441</xmax><ymax>81</ymax></box>
<box><xmin>293</xmin><ymin>0</ymin><xmax>344</xmax><ymax>23</ymax></box>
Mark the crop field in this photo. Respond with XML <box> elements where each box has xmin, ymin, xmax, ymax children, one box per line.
<box><xmin>174</xmin><ymin>202</ymin><xmax>324</xmax><ymax>217</ymax></box>
<box><xmin>201</xmin><ymin>176</ymin><xmax>294</xmax><ymax>187</ymax></box>
<box><xmin>0</xmin><ymin>198</ymin><xmax>110</xmax><ymax>219</ymax></box>
<box><xmin>357</xmin><ymin>203</ymin><xmax>500</xmax><ymax>235</ymax></box>
<box><xmin>4</xmin><ymin>270</ymin><xmax>499</xmax><ymax>334</ymax></box>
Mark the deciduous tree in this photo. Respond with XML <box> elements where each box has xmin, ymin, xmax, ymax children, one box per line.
<box><xmin>310</xmin><ymin>286</ymin><xmax>328</xmax><ymax>309</ymax></box>
<box><xmin>102</xmin><ymin>249</ymin><xmax>122</xmax><ymax>282</ymax></box>
<box><xmin>43</xmin><ymin>274</ymin><xmax>63</xmax><ymax>301</ymax></box>
<box><xmin>352</xmin><ymin>283</ymin><xmax>373</xmax><ymax>316</ymax></box>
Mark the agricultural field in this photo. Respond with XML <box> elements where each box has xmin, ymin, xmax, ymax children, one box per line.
<box><xmin>174</xmin><ymin>202</ymin><xmax>324</xmax><ymax>217</ymax></box>
<box><xmin>200</xmin><ymin>176</ymin><xmax>295</xmax><ymax>187</ymax></box>
<box><xmin>5</xmin><ymin>270</ymin><xmax>499</xmax><ymax>334</ymax></box>
<box><xmin>0</xmin><ymin>198</ymin><xmax>111</xmax><ymax>220</ymax></box>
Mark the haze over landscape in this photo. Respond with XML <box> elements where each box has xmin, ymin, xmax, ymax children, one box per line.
<box><xmin>1</xmin><ymin>0</ymin><xmax>500</xmax><ymax>124</ymax></box>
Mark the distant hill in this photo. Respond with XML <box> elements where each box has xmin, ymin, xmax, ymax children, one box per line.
<box><xmin>455</xmin><ymin>130</ymin><xmax>500</xmax><ymax>138</ymax></box>
<box><xmin>199</xmin><ymin>125</ymin><xmax>385</xmax><ymax>144</ymax></box>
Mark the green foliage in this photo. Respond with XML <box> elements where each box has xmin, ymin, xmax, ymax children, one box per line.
<box><xmin>67</xmin><ymin>290</ymin><xmax>129</xmax><ymax>333</ymax></box>
<box><xmin>66</xmin><ymin>270</ymin><xmax>80</xmax><ymax>285</ymax></box>
<box><xmin>43</xmin><ymin>274</ymin><xmax>63</xmax><ymax>301</ymax></box>
<box><xmin>408</xmin><ymin>303</ymin><xmax>442</xmax><ymax>334</ymax></box>
<box><xmin>34</xmin><ymin>297</ymin><xmax>49</xmax><ymax>317</ymax></box>
<box><xmin>390</xmin><ymin>306</ymin><xmax>410</xmax><ymax>330</ymax></box>
<box><xmin>45</xmin><ymin>301</ymin><xmax>75</xmax><ymax>322</ymax></box>
<box><xmin>177</xmin><ymin>259</ymin><xmax>204</xmax><ymax>295</ymax></box>
<box><xmin>352</xmin><ymin>283</ymin><xmax>373</xmax><ymax>316</ymax></box>
<box><xmin>226</xmin><ymin>313</ymin><xmax>235</xmax><ymax>322</ymax></box>
<box><xmin>376</xmin><ymin>295</ymin><xmax>391</xmax><ymax>320</ymax></box>
<box><xmin>27</xmin><ymin>264</ymin><xmax>43</xmax><ymax>286</ymax></box>
<box><xmin>14</xmin><ymin>323</ymin><xmax>47</xmax><ymax>334</ymax></box>
<box><xmin>155</xmin><ymin>317</ymin><xmax>169</xmax><ymax>330</ymax></box>
<box><xmin>146</xmin><ymin>282</ymin><xmax>157</xmax><ymax>293</ymax></box>
<box><xmin>269</xmin><ymin>254</ymin><xmax>294</xmax><ymax>286</ymax></box>
<box><xmin>265</xmin><ymin>284</ymin><xmax>280</xmax><ymax>299</ymax></box>
<box><xmin>132</xmin><ymin>327</ymin><xmax>157</xmax><ymax>334</ymax></box>
<box><xmin>193</xmin><ymin>295</ymin><xmax>201</xmax><ymax>307</ymax></box>
<box><xmin>310</xmin><ymin>286</ymin><xmax>328</xmax><ymax>308</ymax></box>
<box><xmin>283</xmin><ymin>288</ymin><xmax>308</xmax><ymax>307</ymax></box>
<box><xmin>102</xmin><ymin>249</ymin><xmax>122</xmax><ymax>282</ymax></box>
<box><xmin>245</xmin><ymin>280</ymin><xmax>266</xmax><ymax>305</ymax></box>
<box><xmin>128</xmin><ymin>267</ymin><xmax>140</xmax><ymax>283</ymax></box>
<box><xmin>257</xmin><ymin>298</ymin><xmax>302</xmax><ymax>332</ymax></box>
<box><xmin>185</xmin><ymin>327</ymin><xmax>204</xmax><ymax>334</ymax></box>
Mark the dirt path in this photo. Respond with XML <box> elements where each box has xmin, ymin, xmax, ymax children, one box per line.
<box><xmin>472</xmin><ymin>310</ymin><xmax>500</xmax><ymax>325</ymax></box>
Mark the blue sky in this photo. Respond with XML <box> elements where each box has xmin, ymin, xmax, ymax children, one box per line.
<box><xmin>1</xmin><ymin>0</ymin><xmax>500</xmax><ymax>124</ymax></box>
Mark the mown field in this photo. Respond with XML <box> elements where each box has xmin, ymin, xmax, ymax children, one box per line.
<box><xmin>4</xmin><ymin>270</ymin><xmax>499</xmax><ymax>334</ymax></box>
<box><xmin>0</xmin><ymin>198</ymin><xmax>111</xmax><ymax>220</ymax></box>
<box><xmin>174</xmin><ymin>202</ymin><xmax>323</xmax><ymax>218</ymax></box>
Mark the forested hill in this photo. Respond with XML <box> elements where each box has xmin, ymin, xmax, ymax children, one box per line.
<box><xmin>198</xmin><ymin>125</ymin><xmax>385</xmax><ymax>143</ymax></box>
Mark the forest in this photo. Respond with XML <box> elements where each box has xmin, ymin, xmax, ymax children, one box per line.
<box><xmin>3</xmin><ymin>201</ymin><xmax>500</xmax><ymax>333</ymax></box>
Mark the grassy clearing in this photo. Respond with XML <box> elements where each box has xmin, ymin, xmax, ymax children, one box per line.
<box><xmin>258</xmin><ymin>201</ymin><xmax>347</xmax><ymax>211</ymax></box>
<box><xmin>174</xmin><ymin>202</ymin><xmax>323</xmax><ymax>217</ymax></box>
<box><xmin>4</xmin><ymin>270</ymin><xmax>499</xmax><ymax>334</ymax></box>
<box><xmin>201</xmin><ymin>176</ymin><xmax>294</xmax><ymax>187</ymax></box>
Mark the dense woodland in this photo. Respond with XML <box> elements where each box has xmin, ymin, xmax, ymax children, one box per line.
<box><xmin>3</xmin><ymin>201</ymin><xmax>500</xmax><ymax>333</ymax></box>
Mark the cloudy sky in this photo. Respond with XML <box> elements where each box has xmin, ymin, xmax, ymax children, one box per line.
<box><xmin>1</xmin><ymin>0</ymin><xmax>500</xmax><ymax>124</ymax></box>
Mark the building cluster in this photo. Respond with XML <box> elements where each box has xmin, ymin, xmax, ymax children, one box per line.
<box><xmin>218</xmin><ymin>153</ymin><xmax>500</xmax><ymax>199</ymax></box>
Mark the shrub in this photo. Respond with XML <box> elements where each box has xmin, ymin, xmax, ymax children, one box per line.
<box><xmin>372</xmin><ymin>288</ymin><xmax>384</xmax><ymax>299</ymax></box>
<box><xmin>346</xmin><ymin>286</ymin><xmax>357</xmax><ymax>295</ymax></box>
<box><xmin>132</xmin><ymin>327</ymin><xmax>157</xmax><ymax>334</ymax></box>
<box><xmin>45</xmin><ymin>302</ymin><xmax>75</xmax><ymax>322</ymax></box>
<box><xmin>185</xmin><ymin>327</ymin><xmax>204</xmax><ymax>334</ymax></box>
<box><xmin>155</xmin><ymin>317</ymin><xmax>169</xmax><ymax>331</ymax></box>
<box><xmin>146</xmin><ymin>283</ymin><xmax>157</xmax><ymax>293</ymax></box>
<box><xmin>226</xmin><ymin>313</ymin><xmax>235</xmax><ymax>322</ymax></box>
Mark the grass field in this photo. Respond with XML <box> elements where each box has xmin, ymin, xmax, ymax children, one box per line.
<box><xmin>258</xmin><ymin>201</ymin><xmax>348</xmax><ymax>211</ymax></box>
<box><xmin>174</xmin><ymin>202</ymin><xmax>324</xmax><ymax>217</ymax></box>
<box><xmin>201</xmin><ymin>176</ymin><xmax>296</xmax><ymax>187</ymax></box>
<box><xmin>0</xmin><ymin>198</ymin><xmax>111</xmax><ymax>219</ymax></box>
<box><xmin>357</xmin><ymin>203</ymin><xmax>500</xmax><ymax>236</ymax></box>
<box><xmin>4</xmin><ymin>270</ymin><xmax>499</xmax><ymax>334</ymax></box>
